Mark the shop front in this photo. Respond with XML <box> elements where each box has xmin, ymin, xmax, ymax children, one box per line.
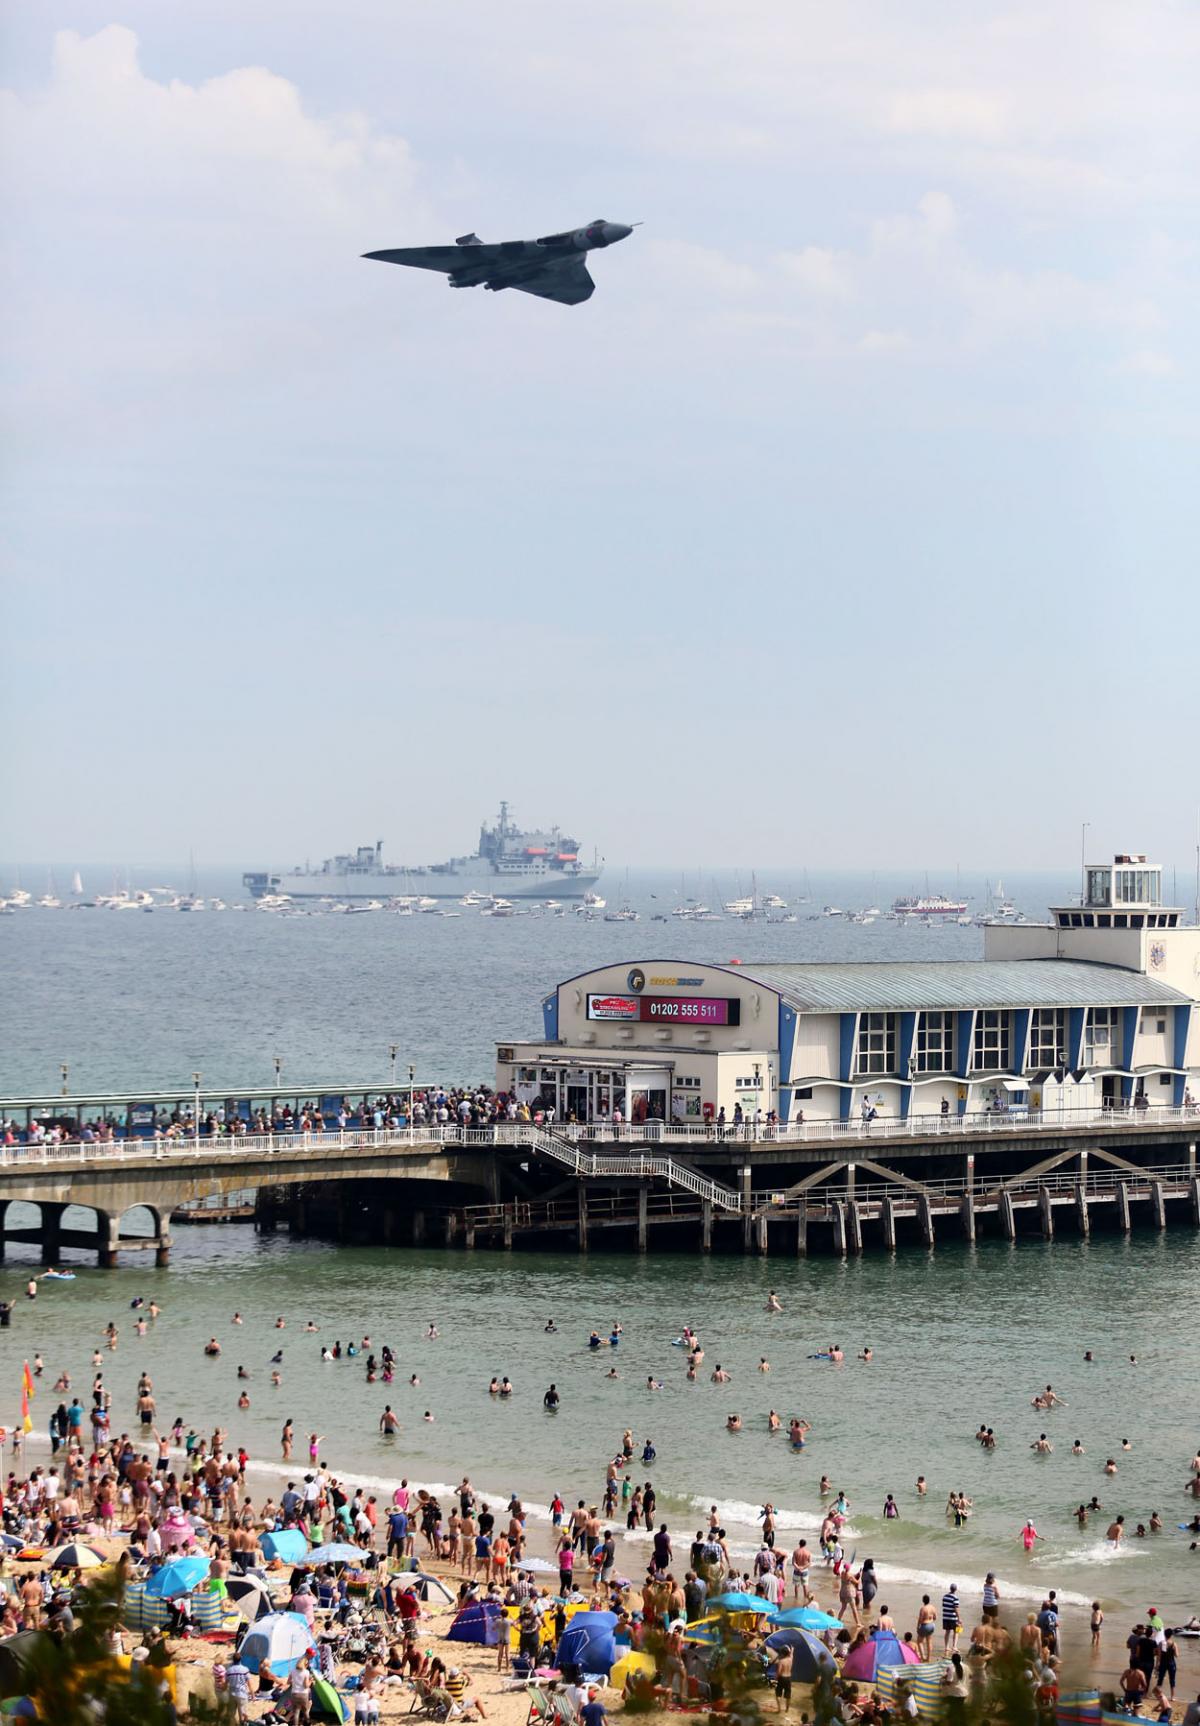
<box><xmin>510</xmin><ymin>1058</ymin><xmax>674</xmax><ymax>1125</ymax></box>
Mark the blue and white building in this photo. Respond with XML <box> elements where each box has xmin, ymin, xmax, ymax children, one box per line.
<box><xmin>495</xmin><ymin>852</ymin><xmax>1200</xmax><ymax>1127</ymax></box>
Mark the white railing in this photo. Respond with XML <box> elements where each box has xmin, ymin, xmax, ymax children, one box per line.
<box><xmin>0</xmin><ymin>1103</ymin><xmax>1195</xmax><ymax>1176</ymax></box>
<box><xmin>509</xmin><ymin>1125</ymin><xmax>743</xmax><ymax>1211</ymax></box>
<box><xmin>753</xmin><ymin>1161</ymin><xmax>1198</xmax><ymax>1211</ymax></box>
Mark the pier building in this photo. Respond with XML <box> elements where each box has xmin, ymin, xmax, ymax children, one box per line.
<box><xmin>495</xmin><ymin>852</ymin><xmax>1200</xmax><ymax>1129</ymax></box>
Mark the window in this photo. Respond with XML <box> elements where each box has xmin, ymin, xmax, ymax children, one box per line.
<box><xmin>1084</xmin><ymin>1007</ymin><xmax>1115</xmax><ymax>1065</ymax></box>
<box><xmin>856</xmin><ymin>1013</ymin><xmax>896</xmax><ymax>1076</ymax></box>
<box><xmin>916</xmin><ymin>1010</ymin><xmax>954</xmax><ymax>1073</ymax></box>
<box><xmin>1140</xmin><ymin>1011</ymin><xmax>1167</xmax><ymax>1035</ymax></box>
<box><xmin>1085</xmin><ymin>869</ymin><xmax>1111</xmax><ymax>907</ymax></box>
<box><xmin>1159</xmin><ymin>1073</ymin><xmax>1172</xmax><ymax>1087</ymax></box>
<box><xmin>1029</xmin><ymin>1008</ymin><xmax>1067</xmax><ymax>1071</ymax></box>
<box><xmin>674</xmin><ymin>1075</ymin><xmax>700</xmax><ymax>1089</ymax></box>
<box><xmin>972</xmin><ymin>1010</ymin><xmax>1010</xmax><ymax>1072</ymax></box>
<box><xmin>795</xmin><ymin>1087</ymin><xmax>813</xmax><ymax>1100</ymax></box>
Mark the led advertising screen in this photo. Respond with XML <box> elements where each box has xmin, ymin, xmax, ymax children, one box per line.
<box><xmin>586</xmin><ymin>994</ymin><xmax>741</xmax><ymax>1026</ymax></box>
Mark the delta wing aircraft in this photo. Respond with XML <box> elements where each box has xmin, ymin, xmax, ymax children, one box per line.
<box><xmin>363</xmin><ymin>219</ymin><xmax>634</xmax><ymax>306</ymax></box>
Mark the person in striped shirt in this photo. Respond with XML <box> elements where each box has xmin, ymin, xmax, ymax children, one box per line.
<box><xmin>445</xmin><ymin>1668</ymin><xmax>488</xmax><ymax>1719</ymax></box>
<box><xmin>982</xmin><ymin>1574</ymin><xmax>1001</xmax><ymax>1622</ymax></box>
<box><xmin>942</xmin><ymin>1583</ymin><xmax>962</xmax><ymax>1652</ymax></box>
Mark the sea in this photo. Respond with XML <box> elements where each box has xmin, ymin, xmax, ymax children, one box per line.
<box><xmin>2</xmin><ymin>866</ymin><xmax>1198</xmax><ymax>1635</ymax></box>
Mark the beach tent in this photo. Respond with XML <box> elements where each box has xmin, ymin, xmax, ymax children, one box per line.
<box><xmin>877</xmin><ymin>1661</ymin><xmax>948</xmax><ymax>1717</ymax></box>
<box><xmin>769</xmin><ymin>1607</ymin><xmax>842</xmax><ymax>1631</ymax></box>
<box><xmin>261</xmin><ymin>1529</ymin><xmax>309</xmax><ymax>1565</ymax></box>
<box><xmin>0</xmin><ymin>1632</ymin><xmax>48</xmax><ymax>1699</ymax></box>
<box><xmin>44</xmin><ymin>1542</ymin><xmax>104</xmax><ymax>1570</ymax></box>
<box><xmin>843</xmin><ymin>1631</ymin><xmax>920</xmax><ymax>1682</ymax></box>
<box><xmin>556</xmin><ymin>1611</ymin><xmax>618</xmax><ymax>1677</ymax></box>
<box><xmin>238</xmin><ymin>1611</ymin><xmax>314</xmax><ymax>1678</ymax></box>
<box><xmin>448</xmin><ymin>1601</ymin><xmax>504</xmax><ymax>1647</ymax></box>
<box><xmin>414</xmin><ymin>1571</ymin><xmax>455</xmax><ymax>1604</ymax></box>
<box><xmin>312</xmin><ymin>1673</ymin><xmax>348</xmax><ymax>1721</ymax></box>
<box><xmin>145</xmin><ymin>1555</ymin><xmax>211</xmax><ymax>1598</ymax></box>
<box><xmin>763</xmin><ymin>1628</ymin><xmax>836</xmax><ymax>1682</ymax></box>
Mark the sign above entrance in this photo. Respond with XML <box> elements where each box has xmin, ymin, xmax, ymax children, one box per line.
<box><xmin>586</xmin><ymin>993</ymin><xmax>741</xmax><ymax>1026</ymax></box>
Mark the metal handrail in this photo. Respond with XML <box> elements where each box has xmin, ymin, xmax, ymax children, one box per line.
<box><xmin>753</xmin><ymin>1162</ymin><xmax>1196</xmax><ymax>1211</ymax></box>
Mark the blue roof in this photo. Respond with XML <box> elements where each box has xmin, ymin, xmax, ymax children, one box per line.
<box><xmin>723</xmin><ymin>959</ymin><xmax>1191</xmax><ymax>1014</ymax></box>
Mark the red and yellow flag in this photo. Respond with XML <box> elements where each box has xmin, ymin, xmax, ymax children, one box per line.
<box><xmin>22</xmin><ymin>1361</ymin><xmax>35</xmax><ymax>1399</ymax></box>
<box><xmin>20</xmin><ymin>1386</ymin><xmax>32</xmax><ymax>1435</ymax></box>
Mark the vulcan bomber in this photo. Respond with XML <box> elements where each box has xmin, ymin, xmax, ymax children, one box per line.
<box><xmin>362</xmin><ymin>219</ymin><xmax>634</xmax><ymax>306</ymax></box>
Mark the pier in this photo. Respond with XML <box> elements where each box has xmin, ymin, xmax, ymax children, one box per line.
<box><xmin>1</xmin><ymin>1089</ymin><xmax>1197</xmax><ymax>1262</ymax></box>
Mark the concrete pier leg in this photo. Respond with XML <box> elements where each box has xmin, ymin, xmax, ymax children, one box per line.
<box><xmin>960</xmin><ymin>1193</ymin><xmax>975</xmax><ymax>1243</ymax></box>
<box><xmin>502</xmin><ymin>1204</ymin><xmax>514</xmax><ymax>1250</ymax></box>
<box><xmin>1038</xmin><ymin>1186</ymin><xmax>1054</xmax><ymax>1240</ymax></box>
<box><xmin>1151</xmin><ymin>1180</ymin><xmax>1166</xmax><ymax>1230</ymax></box>
<box><xmin>444</xmin><ymin>1213</ymin><xmax>458</xmax><ymax>1248</ymax></box>
<box><xmin>796</xmin><ymin>1203</ymin><xmax>807</xmax><ymax>1257</ymax></box>
<box><xmin>154</xmin><ymin>1234</ymin><xmax>171</xmax><ymax>1268</ymax></box>
<box><xmin>757</xmin><ymin>1212</ymin><xmax>769</xmax><ymax>1255</ymax></box>
<box><xmin>411</xmin><ymin>1210</ymin><xmax>426</xmax><ymax>1246</ymax></box>
<box><xmin>1075</xmin><ymin>1184</ymin><xmax>1090</xmax><ymax>1238</ymax></box>
<box><xmin>96</xmin><ymin>1213</ymin><xmax>120</xmax><ymax>1270</ymax></box>
<box><xmin>464</xmin><ymin>1221</ymin><xmax>476</xmax><ymax>1250</ymax></box>
<box><xmin>637</xmin><ymin>1188</ymin><xmax>648</xmax><ymax>1253</ymax></box>
<box><xmin>741</xmin><ymin>1167</ymin><xmax>753</xmax><ymax>1252</ymax></box>
<box><xmin>700</xmin><ymin>1199</ymin><xmax>713</xmax><ymax>1253</ymax></box>
<box><xmin>1190</xmin><ymin>1177</ymin><xmax>1200</xmax><ymax>1227</ymax></box>
<box><xmin>1116</xmin><ymin>1182</ymin><xmax>1131</xmax><ymax>1233</ymax></box>
<box><xmin>846</xmin><ymin>1202</ymin><xmax>862</xmax><ymax>1254</ymax></box>
<box><xmin>833</xmin><ymin>1202</ymin><xmax>848</xmax><ymax>1256</ymax></box>
<box><xmin>40</xmin><ymin>1203</ymin><xmax>65</xmax><ymax>1266</ymax></box>
<box><xmin>1000</xmin><ymin>1191</ymin><xmax>1016</xmax><ymax>1240</ymax></box>
<box><xmin>576</xmin><ymin>1188</ymin><xmax>588</xmax><ymax>1253</ymax></box>
<box><xmin>918</xmin><ymin>1194</ymin><xmax>935</xmax><ymax>1247</ymax></box>
<box><xmin>880</xmin><ymin>1196</ymin><xmax>896</xmax><ymax>1250</ymax></box>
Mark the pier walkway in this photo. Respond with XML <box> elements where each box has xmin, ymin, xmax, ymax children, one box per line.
<box><xmin>1</xmin><ymin>1103</ymin><xmax>1196</xmax><ymax>1264</ymax></box>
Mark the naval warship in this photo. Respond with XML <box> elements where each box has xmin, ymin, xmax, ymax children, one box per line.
<box><xmin>243</xmin><ymin>803</ymin><xmax>601</xmax><ymax>901</ymax></box>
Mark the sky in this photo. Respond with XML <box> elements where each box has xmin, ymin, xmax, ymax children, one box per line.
<box><xmin>2</xmin><ymin>1</ymin><xmax>1198</xmax><ymax>876</ymax></box>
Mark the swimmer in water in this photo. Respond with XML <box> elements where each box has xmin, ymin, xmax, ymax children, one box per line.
<box><xmin>766</xmin><ymin>1292</ymin><xmax>783</xmax><ymax>1313</ymax></box>
<box><xmin>304</xmin><ymin>1321</ymin><xmax>318</xmax><ymax>1332</ymax></box>
<box><xmin>916</xmin><ymin>1477</ymin><xmax>927</xmax><ymax>1497</ymax></box>
<box><xmin>1031</xmin><ymin>1433</ymin><xmax>1052</xmax><ymax>1452</ymax></box>
<box><xmin>271</xmin><ymin>1370</ymin><xmax>282</xmax><ymax>1386</ymax></box>
<box><xmin>605</xmin><ymin>1367</ymin><xmax>619</xmax><ymax>1379</ymax></box>
<box><xmin>427</xmin><ymin>1324</ymin><xmax>439</xmax><ymax>1339</ymax></box>
<box><xmin>275</xmin><ymin>1318</ymin><xmax>285</xmax><ymax>1329</ymax></box>
<box><xmin>544</xmin><ymin>1319</ymin><xmax>557</xmax><ymax>1333</ymax></box>
<box><xmin>237</xmin><ymin>1390</ymin><xmax>250</xmax><ymax>1410</ymax></box>
<box><xmin>1021</xmin><ymin>1519</ymin><xmax>1042</xmax><ymax>1551</ymax></box>
<box><xmin>1072</xmin><ymin>1439</ymin><xmax>1085</xmax><ymax>1454</ymax></box>
<box><xmin>759</xmin><ymin>1357</ymin><xmax>770</xmax><ymax>1373</ymax></box>
<box><xmin>711</xmin><ymin>1364</ymin><xmax>731</xmax><ymax>1384</ymax></box>
<box><xmin>1104</xmin><ymin>1457</ymin><xmax>1118</xmax><ymax>1474</ymax></box>
<box><xmin>859</xmin><ymin>1347</ymin><xmax>873</xmax><ymax>1362</ymax></box>
<box><xmin>727</xmin><ymin>1413</ymin><xmax>742</xmax><ymax>1432</ymax></box>
<box><xmin>232</xmin><ymin>1312</ymin><xmax>243</xmax><ymax>1325</ymax></box>
<box><xmin>409</xmin><ymin>1374</ymin><xmax>420</xmax><ymax>1387</ymax></box>
<box><xmin>646</xmin><ymin>1376</ymin><xmax>663</xmax><ymax>1391</ymax></box>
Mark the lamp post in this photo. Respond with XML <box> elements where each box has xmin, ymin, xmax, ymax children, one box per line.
<box><xmin>60</xmin><ymin>1063</ymin><xmax>69</xmax><ymax>1099</ymax></box>
<box><xmin>408</xmin><ymin>1063</ymin><xmax>415</xmax><ymax>1140</ymax></box>
<box><xmin>273</xmin><ymin>1056</ymin><xmax>282</xmax><ymax>1094</ymax></box>
<box><xmin>193</xmin><ymin>1072</ymin><xmax>201</xmax><ymax>1151</ymax></box>
<box><xmin>389</xmin><ymin>1044</ymin><xmax>398</xmax><ymax>1092</ymax></box>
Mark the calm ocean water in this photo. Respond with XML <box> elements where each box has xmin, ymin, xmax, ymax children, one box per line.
<box><xmin>2</xmin><ymin>868</ymin><xmax>1198</xmax><ymax>1632</ymax></box>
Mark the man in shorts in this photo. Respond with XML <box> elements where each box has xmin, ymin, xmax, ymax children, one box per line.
<box><xmin>774</xmin><ymin>1643</ymin><xmax>793</xmax><ymax>1713</ymax></box>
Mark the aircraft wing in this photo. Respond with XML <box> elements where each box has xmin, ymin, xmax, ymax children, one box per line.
<box><xmin>362</xmin><ymin>245</ymin><xmax>504</xmax><ymax>274</ymax></box>
<box><xmin>508</xmin><ymin>256</ymin><xmax>595</xmax><ymax>305</ymax></box>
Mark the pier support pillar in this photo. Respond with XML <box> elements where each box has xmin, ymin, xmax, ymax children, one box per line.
<box><xmin>1075</xmin><ymin>1184</ymin><xmax>1090</xmax><ymax>1238</ymax></box>
<box><xmin>846</xmin><ymin>1202</ymin><xmax>862</xmax><ymax>1254</ymax></box>
<box><xmin>154</xmin><ymin>1234</ymin><xmax>171</xmax><ymax>1268</ymax></box>
<box><xmin>966</xmin><ymin>1152</ymin><xmax>975</xmax><ymax>1203</ymax></box>
<box><xmin>999</xmin><ymin>1190</ymin><xmax>1016</xmax><ymax>1240</ymax></box>
<box><xmin>1116</xmin><ymin>1182</ymin><xmax>1131</xmax><ymax>1232</ymax></box>
<box><xmin>637</xmin><ymin>1188</ymin><xmax>648</xmax><ymax>1253</ymax></box>
<box><xmin>918</xmin><ymin>1193</ymin><xmax>935</xmax><ymax>1247</ymax></box>
<box><xmin>757</xmin><ymin>1212</ymin><xmax>769</xmax><ymax>1256</ymax></box>
<box><xmin>960</xmin><ymin>1193</ymin><xmax>975</xmax><ymax>1243</ymax></box>
<box><xmin>464</xmin><ymin>1221</ymin><xmax>476</xmax><ymax>1250</ymax></box>
<box><xmin>741</xmin><ymin>1167</ymin><xmax>753</xmax><ymax>1252</ymax></box>
<box><xmin>832</xmin><ymin>1202</ymin><xmax>847</xmax><ymax>1256</ymax></box>
<box><xmin>40</xmin><ymin>1203</ymin><xmax>65</xmax><ymax>1266</ymax></box>
<box><xmin>700</xmin><ymin>1199</ymin><xmax>713</xmax><ymax>1253</ymax></box>
<box><xmin>501</xmin><ymin>1203</ymin><xmax>514</xmax><ymax>1249</ymax></box>
<box><xmin>1189</xmin><ymin>1141</ymin><xmax>1196</xmax><ymax>1178</ymax></box>
<box><xmin>1151</xmin><ymin>1179</ymin><xmax>1166</xmax><ymax>1229</ymax></box>
<box><xmin>444</xmin><ymin>1213</ymin><xmax>458</xmax><ymax>1248</ymax></box>
<box><xmin>881</xmin><ymin>1196</ymin><xmax>896</xmax><ymax>1251</ymax></box>
<box><xmin>1190</xmin><ymin>1177</ymin><xmax>1200</xmax><ymax>1227</ymax></box>
<box><xmin>796</xmin><ymin>1203</ymin><xmax>807</xmax><ymax>1257</ymax></box>
<box><xmin>411</xmin><ymin>1210</ymin><xmax>426</xmax><ymax>1246</ymax></box>
<box><xmin>96</xmin><ymin>1212</ymin><xmax>120</xmax><ymax>1270</ymax></box>
<box><xmin>576</xmin><ymin>1187</ymin><xmax>588</xmax><ymax>1253</ymax></box>
<box><xmin>1038</xmin><ymin>1186</ymin><xmax>1054</xmax><ymax>1241</ymax></box>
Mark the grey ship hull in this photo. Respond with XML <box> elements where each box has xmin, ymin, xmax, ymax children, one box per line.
<box><xmin>266</xmin><ymin>864</ymin><xmax>602</xmax><ymax>901</ymax></box>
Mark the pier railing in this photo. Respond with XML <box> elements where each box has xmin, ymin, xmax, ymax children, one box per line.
<box><xmin>751</xmin><ymin>1160</ymin><xmax>1195</xmax><ymax>1211</ymax></box>
<box><xmin>509</xmin><ymin>1125</ymin><xmax>744</xmax><ymax>1211</ymax></box>
<box><xmin>0</xmin><ymin>1102</ymin><xmax>1195</xmax><ymax>1173</ymax></box>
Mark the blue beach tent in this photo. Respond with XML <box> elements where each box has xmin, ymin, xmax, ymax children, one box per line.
<box><xmin>447</xmin><ymin>1600</ymin><xmax>504</xmax><ymax>1646</ymax></box>
<box><xmin>557</xmin><ymin>1610</ymin><xmax>618</xmax><ymax>1676</ymax></box>
<box><xmin>261</xmin><ymin>1528</ymin><xmax>309</xmax><ymax>1565</ymax></box>
<box><xmin>764</xmin><ymin>1628</ymin><xmax>837</xmax><ymax>1682</ymax></box>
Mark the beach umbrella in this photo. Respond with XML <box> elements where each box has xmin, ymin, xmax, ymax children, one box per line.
<box><xmin>45</xmin><ymin>1541</ymin><xmax>105</xmax><ymax>1569</ymax></box>
<box><xmin>226</xmin><ymin>1574</ymin><xmax>274</xmax><ymax>1620</ymax></box>
<box><xmin>708</xmin><ymin>1591</ymin><xmax>775</xmax><ymax>1614</ymax></box>
<box><xmin>843</xmin><ymin>1630</ymin><xmax>920</xmax><ymax>1682</ymax></box>
<box><xmin>237</xmin><ymin>1610</ymin><xmax>314</xmax><ymax>1677</ymax></box>
<box><xmin>0</xmin><ymin>1700</ymin><xmax>37</xmax><ymax>1720</ymax></box>
<box><xmin>769</xmin><ymin>1606</ymin><xmax>842</xmax><ymax>1631</ymax></box>
<box><xmin>145</xmin><ymin>1554</ymin><xmax>211</xmax><ymax>1598</ymax></box>
<box><xmin>306</xmin><ymin>1542</ymin><xmax>366</xmax><ymax>1566</ymax></box>
<box><xmin>261</xmin><ymin>1528</ymin><xmax>308</xmax><ymax>1565</ymax></box>
<box><xmin>764</xmin><ymin>1628</ymin><xmax>837</xmax><ymax>1681</ymax></box>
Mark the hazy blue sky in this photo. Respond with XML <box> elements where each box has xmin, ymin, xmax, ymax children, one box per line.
<box><xmin>3</xmin><ymin>2</ymin><xmax>1198</xmax><ymax>875</ymax></box>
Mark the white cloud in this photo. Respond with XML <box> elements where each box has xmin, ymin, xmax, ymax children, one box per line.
<box><xmin>1116</xmin><ymin>349</ymin><xmax>1176</xmax><ymax>377</ymax></box>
